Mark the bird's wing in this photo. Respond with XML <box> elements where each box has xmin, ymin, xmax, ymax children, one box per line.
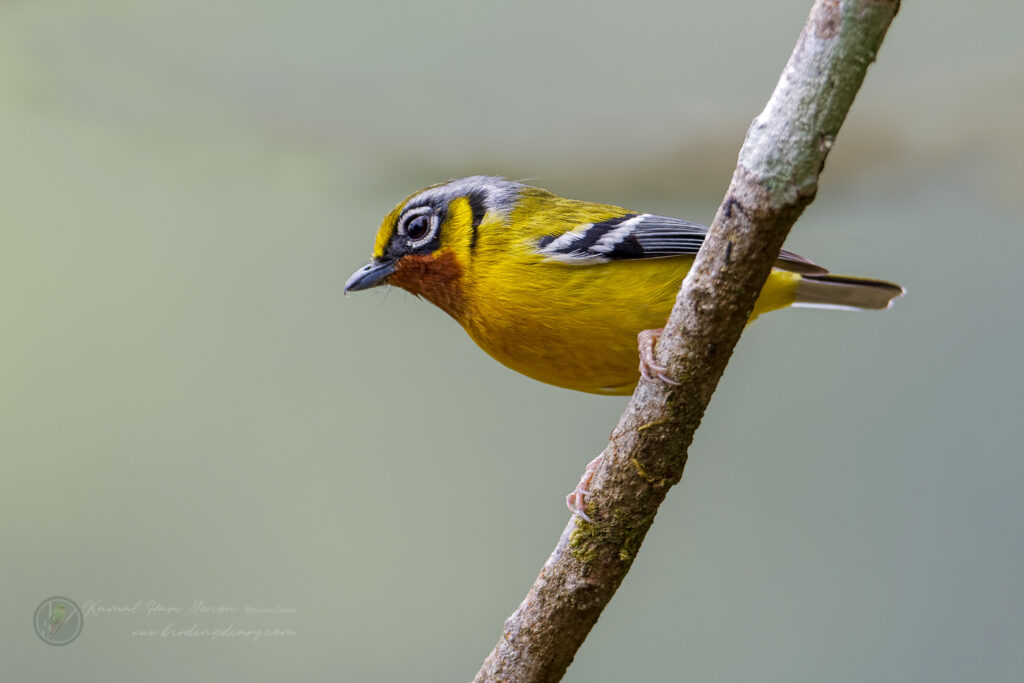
<box><xmin>533</xmin><ymin>213</ymin><xmax>827</xmax><ymax>275</ymax></box>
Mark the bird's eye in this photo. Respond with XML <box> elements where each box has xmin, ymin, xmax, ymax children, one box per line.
<box><xmin>406</xmin><ymin>215</ymin><xmax>431</xmax><ymax>242</ymax></box>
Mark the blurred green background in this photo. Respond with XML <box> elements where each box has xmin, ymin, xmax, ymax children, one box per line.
<box><xmin>2</xmin><ymin>0</ymin><xmax>1022</xmax><ymax>680</ymax></box>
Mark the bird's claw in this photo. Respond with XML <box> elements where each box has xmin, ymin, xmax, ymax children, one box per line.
<box><xmin>566</xmin><ymin>454</ymin><xmax>603</xmax><ymax>522</ymax></box>
<box><xmin>637</xmin><ymin>329</ymin><xmax>681</xmax><ymax>386</ymax></box>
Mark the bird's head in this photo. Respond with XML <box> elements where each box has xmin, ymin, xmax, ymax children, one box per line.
<box><xmin>344</xmin><ymin>176</ymin><xmax>522</xmax><ymax>317</ymax></box>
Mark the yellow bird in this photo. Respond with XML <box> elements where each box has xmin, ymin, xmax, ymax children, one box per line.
<box><xmin>346</xmin><ymin>176</ymin><xmax>903</xmax><ymax>518</ymax></box>
<box><xmin>346</xmin><ymin>176</ymin><xmax>903</xmax><ymax>395</ymax></box>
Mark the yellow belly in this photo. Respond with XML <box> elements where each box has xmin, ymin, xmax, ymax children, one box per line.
<box><xmin>461</xmin><ymin>257</ymin><xmax>801</xmax><ymax>394</ymax></box>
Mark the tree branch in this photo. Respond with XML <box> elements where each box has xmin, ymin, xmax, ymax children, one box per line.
<box><xmin>473</xmin><ymin>1</ymin><xmax>901</xmax><ymax>681</ymax></box>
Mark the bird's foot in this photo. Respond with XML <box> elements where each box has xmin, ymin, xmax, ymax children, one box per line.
<box><xmin>637</xmin><ymin>328</ymin><xmax>680</xmax><ymax>386</ymax></box>
<box><xmin>566</xmin><ymin>454</ymin><xmax>603</xmax><ymax>522</ymax></box>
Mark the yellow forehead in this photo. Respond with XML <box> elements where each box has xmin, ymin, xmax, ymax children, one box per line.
<box><xmin>372</xmin><ymin>202</ymin><xmax>405</xmax><ymax>260</ymax></box>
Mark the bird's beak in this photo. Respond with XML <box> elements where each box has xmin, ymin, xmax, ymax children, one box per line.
<box><xmin>344</xmin><ymin>259</ymin><xmax>396</xmax><ymax>293</ymax></box>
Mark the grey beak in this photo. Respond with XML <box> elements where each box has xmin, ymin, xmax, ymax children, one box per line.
<box><xmin>344</xmin><ymin>259</ymin><xmax>396</xmax><ymax>293</ymax></box>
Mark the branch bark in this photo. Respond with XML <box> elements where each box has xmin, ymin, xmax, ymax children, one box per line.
<box><xmin>473</xmin><ymin>1</ymin><xmax>901</xmax><ymax>681</ymax></box>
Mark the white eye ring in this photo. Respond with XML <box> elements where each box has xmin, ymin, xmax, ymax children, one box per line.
<box><xmin>399</xmin><ymin>206</ymin><xmax>438</xmax><ymax>248</ymax></box>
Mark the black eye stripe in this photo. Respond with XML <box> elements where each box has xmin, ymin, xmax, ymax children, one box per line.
<box><xmin>466</xmin><ymin>190</ymin><xmax>487</xmax><ymax>251</ymax></box>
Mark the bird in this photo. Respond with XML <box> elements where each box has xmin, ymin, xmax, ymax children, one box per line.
<box><xmin>345</xmin><ymin>176</ymin><xmax>903</xmax><ymax>517</ymax></box>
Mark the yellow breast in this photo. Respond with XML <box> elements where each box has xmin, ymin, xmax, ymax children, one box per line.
<box><xmin>458</xmin><ymin>253</ymin><xmax>800</xmax><ymax>395</ymax></box>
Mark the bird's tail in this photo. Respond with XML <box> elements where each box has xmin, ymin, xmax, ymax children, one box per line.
<box><xmin>793</xmin><ymin>274</ymin><xmax>904</xmax><ymax>311</ymax></box>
